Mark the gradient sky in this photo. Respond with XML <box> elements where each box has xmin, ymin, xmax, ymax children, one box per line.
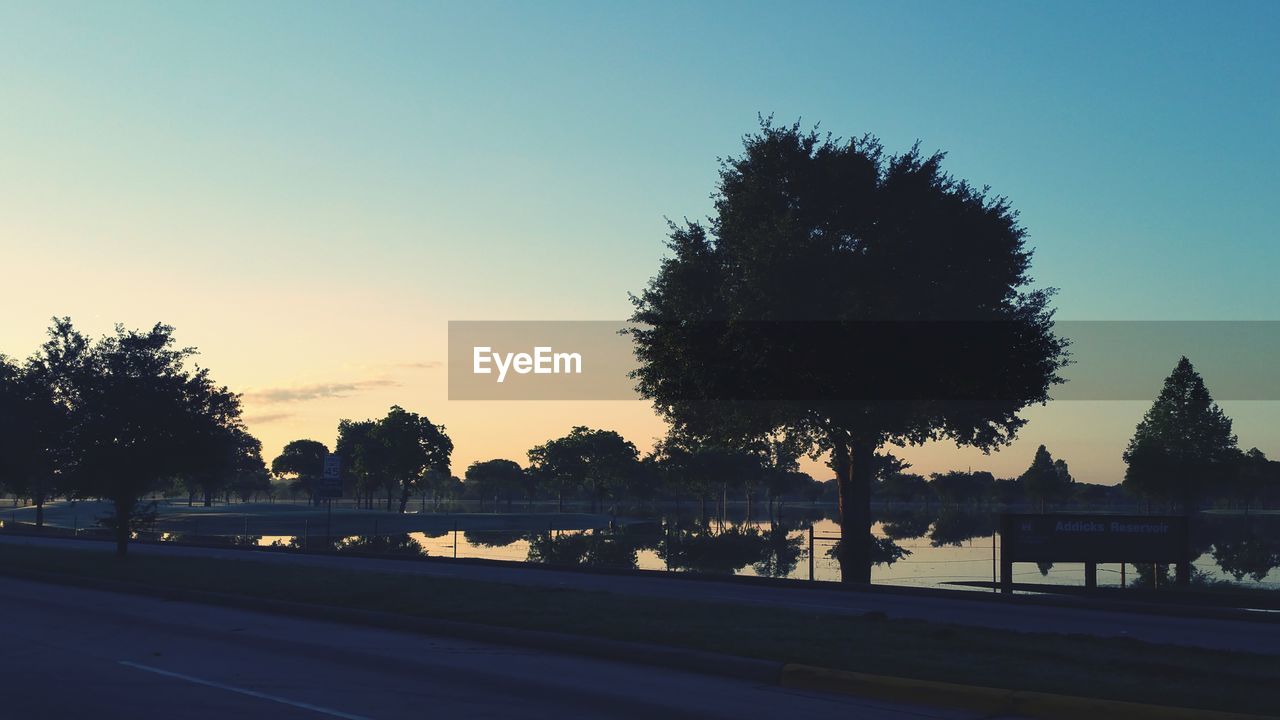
<box><xmin>3</xmin><ymin>1</ymin><xmax>1278</xmax><ymax>484</ymax></box>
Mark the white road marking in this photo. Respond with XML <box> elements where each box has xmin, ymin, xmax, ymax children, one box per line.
<box><xmin>117</xmin><ymin>661</ymin><xmax>373</xmax><ymax>720</ymax></box>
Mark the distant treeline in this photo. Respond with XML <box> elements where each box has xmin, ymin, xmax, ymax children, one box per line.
<box><xmin>5</xmin><ymin>319</ymin><xmax>1279</xmax><ymax>561</ymax></box>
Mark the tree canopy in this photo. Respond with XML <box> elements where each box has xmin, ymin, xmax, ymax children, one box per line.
<box><xmin>0</xmin><ymin>354</ymin><xmax>66</xmax><ymax>526</ymax></box>
<box><xmin>34</xmin><ymin>318</ymin><xmax>245</xmax><ymax>555</ymax></box>
<box><xmin>1123</xmin><ymin>356</ymin><xmax>1238</xmax><ymax>513</ymax></box>
<box><xmin>272</xmin><ymin>439</ymin><xmax>329</xmax><ymax>503</ymax></box>
<box><xmin>527</xmin><ymin>427</ymin><xmax>639</xmax><ymax>512</ymax></box>
<box><xmin>1019</xmin><ymin>444</ymin><xmax>1073</xmax><ymax>511</ymax></box>
<box><xmin>330</xmin><ymin>406</ymin><xmax>452</xmax><ymax>512</ymax></box>
<box><xmin>629</xmin><ymin>119</ymin><xmax>1068</xmax><ymax>581</ymax></box>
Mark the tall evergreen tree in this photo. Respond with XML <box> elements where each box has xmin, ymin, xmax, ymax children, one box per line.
<box><xmin>1123</xmin><ymin>357</ymin><xmax>1238</xmax><ymax>514</ymax></box>
<box><xmin>1019</xmin><ymin>444</ymin><xmax>1072</xmax><ymax>511</ymax></box>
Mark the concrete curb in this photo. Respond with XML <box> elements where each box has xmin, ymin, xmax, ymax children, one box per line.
<box><xmin>779</xmin><ymin>664</ymin><xmax>1275</xmax><ymax>720</ymax></box>
<box><xmin>0</xmin><ymin>563</ymin><xmax>1271</xmax><ymax>719</ymax></box>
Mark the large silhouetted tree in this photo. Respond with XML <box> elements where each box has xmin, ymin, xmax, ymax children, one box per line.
<box><xmin>272</xmin><ymin>439</ymin><xmax>329</xmax><ymax>504</ymax></box>
<box><xmin>336</xmin><ymin>419</ymin><xmax>381</xmax><ymax>508</ymax></box>
<box><xmin>335</xmin><ymin>407</ymin><xmax>452</xmax><ymax>512</ymax></box>
<box><xmin>528</xmin><ymin>427</ymin><xmax>639</xmax><ymax>513</ymax></box>
<box><xmin>0</xmin><ymin>354</ymin><xmax>66</xmax><ymax>527</ymax></box>
<box><xmin>651</xmin><ymin>433</ymin><xmax>762</xmax><ymax>523</ymax></box>
<box><xmin>465</xmin><ymin>459</ymin><xmax>525</xmax><ymax>511</ymax></box>
<box><xmin>1123</xmin><ymin>356</ymin><xmax>1238</xmax><ymax>514</ymax></box>
<box><xmin>1233</xmin><ymin>448</ymin><xmax>1280</xmax><ymax>513</ymax></box>
<box><xmin>376</xmin><ymin>405</ymin><xmax>452</xmax><ymax>513</ymax></box>
<box><xmin>185</xmin><ymin>423</ymin><xmax>264</xmax><ymax>506</ymax></box>
<box><xmin>35</xmin><ymin>318</ymin><xmax>244</xmax><ymax>556</ymax></box>
<box><xmin>630</xmin><ymin>120</ymin><xmax>1068</xmax><ymax>583</ymax></box>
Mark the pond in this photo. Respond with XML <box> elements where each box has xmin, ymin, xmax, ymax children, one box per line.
<box><xmin>246</xmin><ymin>506</ymin><xmax>1280</xmax><ymax>593</ymax></box>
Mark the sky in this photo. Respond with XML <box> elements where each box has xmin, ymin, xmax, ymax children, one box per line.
<box><xmin>2</xmin><ymin>1</ymin><xmax>1278</xmax><ymax>484</ymax></box>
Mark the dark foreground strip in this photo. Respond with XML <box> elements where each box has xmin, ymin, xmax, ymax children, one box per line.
<box><xmin>0</xmin><ymin>564</ymin><xmax>1270</xmax><ymax>720</ymax></box>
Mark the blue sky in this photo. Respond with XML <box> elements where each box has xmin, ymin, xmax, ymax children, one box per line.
<box><xmin>2</xmin><ymin>1</ymin><xmax>1278</xmax><ymax>480</ymax></box>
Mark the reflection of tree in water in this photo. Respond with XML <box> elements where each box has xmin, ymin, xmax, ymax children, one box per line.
<box><xmin>270</xmin><ymin>536</ymin><xmax>339</xmax><ymax>551</ymax></box>
<box><xmin>929</xmin><ymin>510</ymin><xmax>995</xmax><ymax>548</ymax></box>
<box><xmin>335</xmin><ymin>533</ymin><xmax>426</xmax><ymax>557</ymax></box>
<box><xmin>526</xmin><ymin>530</ymin><xmax>639</xmax><ymax>569</ymax></box>
<box><xmin>660</xmin><ymin>526</ymin><xmax>768</xmax><ymax>574</ymax></box>
<box><xmin>1212</xmin><ymin>527</ymin><xmax>1280</xmax><ymax>583</ymax></box>
<box><xmin>753</xmin><ymin>525</ymin><xmax>803</xmax><ymax>578</ymax></box>
<box><xmin>825</xmin><ymin>536</ymin><xmax>910</xmax><ymax>567</ymax></box>
<box><xmin>464</xmin><ymin>530</ymin><xmax>528</xmax><ymax>548</ymax></box>
<box><xmin>163</xmin><ymin>532</ymin><xmax>263</xmax><ymax>547</ymax></box>
<box><xmin>876</xmin><ymin>507</ymin><xmax>934</xmax><ymax>540</ymax></box>
<box><xmin>1128</xmin><ymin>562</ymin><xmax>1173</xmax><ymax>589</ymax></box>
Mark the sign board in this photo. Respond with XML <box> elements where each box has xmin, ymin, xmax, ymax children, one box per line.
<box><xmin>318</xmin><ymin>454</ymin><xmax>343</xmax><ymax>498</ymax></box>
<box><xmin>1001</xmin><ymin>514</ymin><xmax>1189</xmax><ymax>563</ymax></box>
<box><xmin>999</xmin><ymin>513</ymin><xmax>1192</xmax><ymax>591</ymax></box>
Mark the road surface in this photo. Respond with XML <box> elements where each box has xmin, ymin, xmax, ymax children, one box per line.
<box><xmin>0</xmin><ymin>577</ymin><xmax>999</xmax><ymax>720</ymax></box>
<box><xmin>1</xmin><ymin>533</ymin><xmax>1277</xmax><ymax>656</ymax></box>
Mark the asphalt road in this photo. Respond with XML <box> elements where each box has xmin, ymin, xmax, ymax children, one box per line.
<box><xmin>0</xmin><ymin>577</ymin><xmax>997</xmax><ymax>720</ymax></box>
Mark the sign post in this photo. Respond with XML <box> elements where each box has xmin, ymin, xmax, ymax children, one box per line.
<box><xmin>319</xmin><ymin>454</ymin><xmax>343</xmax><ymax>544</ymax></box>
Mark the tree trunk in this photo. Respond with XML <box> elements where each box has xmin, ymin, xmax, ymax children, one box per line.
<box><xmin>398</xmin><ymin>482</ymin><xmax>410</xmax><ymax>514</ymax></box>
<box><xmin>114</xmin><ymin>500</ymin><xmax>131</xmax><ymax>557</ymax></box>
<box><xmin>834</xmin><ymin>436</ymin><xmax>874</xmax><ymax>584</ymax></box>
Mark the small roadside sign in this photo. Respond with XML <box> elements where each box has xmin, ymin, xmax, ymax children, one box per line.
<box><xmin>319</xmin><ymin>454</ymin><xmax>343</xmax><ymax>498</ymax></box>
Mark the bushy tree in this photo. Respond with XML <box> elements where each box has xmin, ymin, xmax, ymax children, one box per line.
<box><xmin>876</xmin><ymin>472</ymin><xmax>932</xmax><ymax>504</ymax></box>
<box><xmin>35</xmin><ymin>318</ymin><xmax>244</xmax><ymax>556</ymax></box>
<box><xmin>650</xmin><ymin>433</ymin><xmax>761</xmax><ymax>522</ymax></box>
<box><xmin>333</xmin><ymin>406</ymin><xmax>452</xmax><ymax>512</ymax></box>
<box><xmin>272</xmin><ymin>439</ymin><xmax>329</xmax><ymax>504</ymax></box>
<box><xmin>336</xmin><ymin>419</ymin><xmax>381</xmax><ymax>508</ymax></box>
<box><xmin>0</xmin><ymin>354</ymin><xmax>66</xmax><ymax>526</ymax></box>
<box><xmin>465</xmin><ymin>459</ymin><xmax>526</xmax><ymax>511</ymax></box>
<box><xmin>930</xmin><ymin>470</ymin><xmax>995</xmax><ymax>505</ymax></box>
<box><xmin>1233</xmin><ymin>448</ymin><xmax>1280</xmax><ymax>512</ymax></box>
<box><xmin>528</xmin><ymin>427</ymin><xmax>639</xmax><ymax>512</ymax></box>
<box><xmin>629</xmin><ymin>120</ymin><xmax>1067</xmax><ymax>582</ymax></box>
<box><xmin>377</xmin><ymin>406</ymin><xmax>452</xmax><ymax>513</ymax></box>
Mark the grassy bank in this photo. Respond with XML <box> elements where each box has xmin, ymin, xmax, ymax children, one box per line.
<box><xmin>0</xmin><ymin>543</ymin><xmax>1273</xmax><ymax>715</ymax></box>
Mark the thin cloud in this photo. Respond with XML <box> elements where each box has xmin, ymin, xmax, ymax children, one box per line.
<box><xmin>244</xmin><ymin>379</ymin><xmax>399</xmax><ymax>404</ymax></box>
<box><xmin>243</xmin><ymin>412</ymin><xmax>295</xmax><ymax>425</ymax></box>
<box><xmin>398</xmin><ymin>360</ymin><xmax>442</xmax><ymax>369</ymax></box>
